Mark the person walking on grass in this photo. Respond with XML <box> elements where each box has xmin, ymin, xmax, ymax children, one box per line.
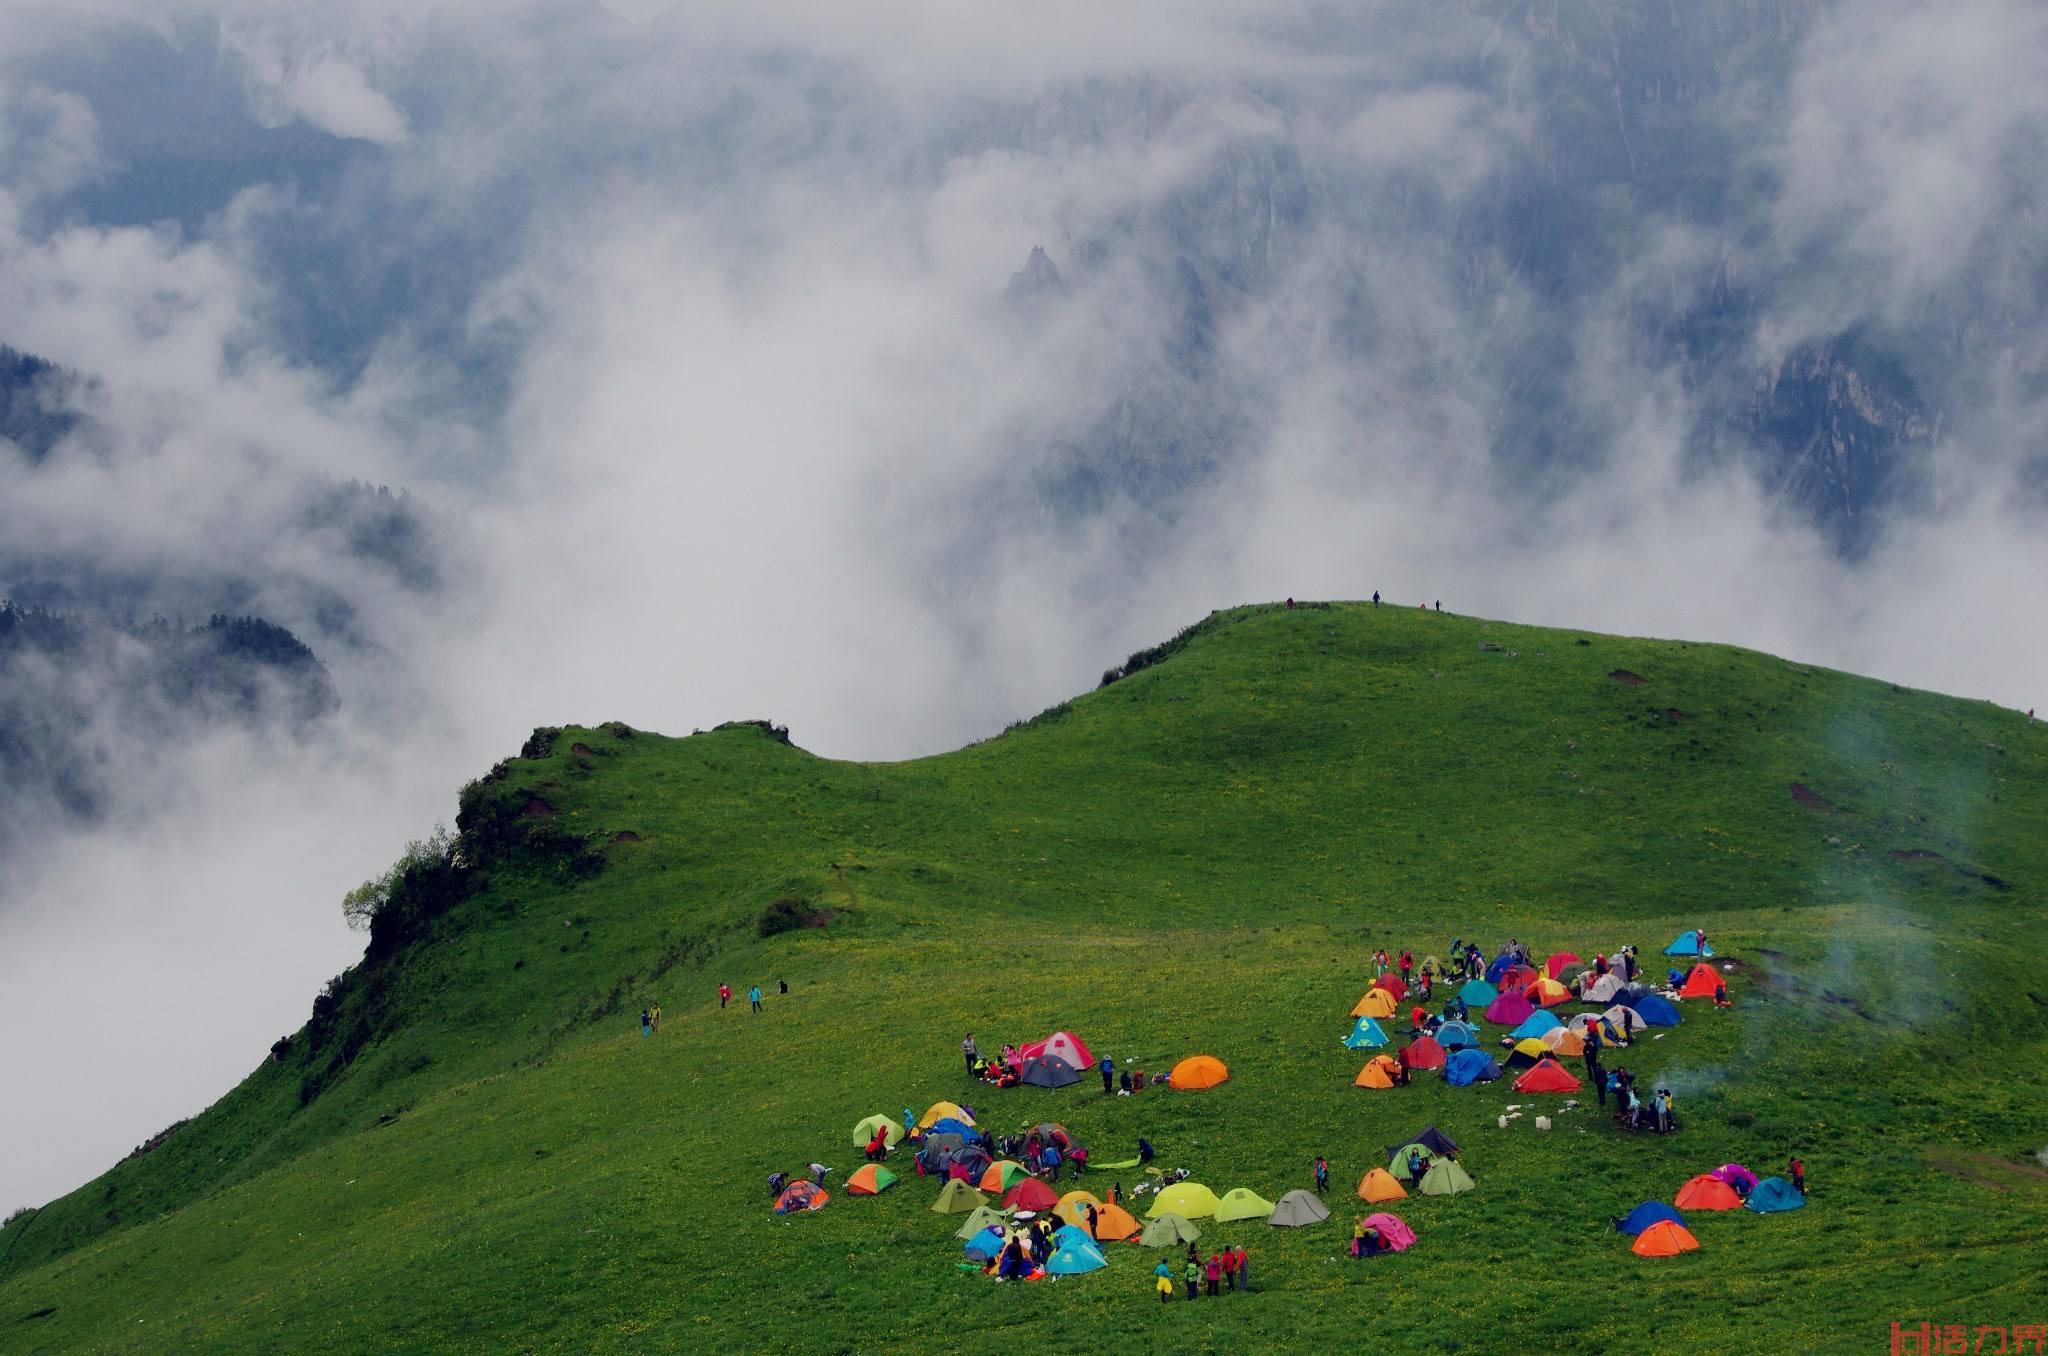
<box><xmin>719</xmin><ymin>983</ymin><xmax>731</xmax><ymax>1009</ymax></box>
<box><xmin>650</xmin><ymin>1003</ymin><xmax>661</xmax><ymax>1033</ymax></box>
<box><xmin>1155</xmin><ymin>1260</ymin><xmax>1175</xmax><ymax>1303</ymax></box>
<box><xmin>639</xmin><ymin>1008</ymin><xmax>651</xmax><ymax>1038</ymax></box>
<box><xmin>1314</xmin><ymin>1156</ymin><xmax>1330</xmax><ymax>1197</ymax></box>
<box><xmin>961</xmin><ymin>1033</ymin><xmax>979</xmax><ymax>1077</ymax></box>
<box><xmin>748</xmin><ymin>985</ymin><xmax>762</xmax><ymax>1013</ymax></box>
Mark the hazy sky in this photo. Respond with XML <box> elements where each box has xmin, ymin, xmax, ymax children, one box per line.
<box><xmin>1</xmin><ymin>0</ymin><xmax>2044</xmax><ymax>1210</ymax></box>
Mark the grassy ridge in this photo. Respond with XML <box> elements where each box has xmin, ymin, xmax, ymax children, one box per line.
<box><xmin>4</xmin><ymin>602</ymin><xmax>2046</xmax><ymax>1352</ymax></box>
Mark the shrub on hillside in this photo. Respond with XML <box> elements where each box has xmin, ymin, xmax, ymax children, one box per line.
<box><xmin>757</xmin><ymin>896</ymin><xmax>824</xmax><ymax>936</ymax></box>
<box><xmin>341</xmin><ymin>825</ymin><xmax>459</xmax><ymax>932</ymax></box>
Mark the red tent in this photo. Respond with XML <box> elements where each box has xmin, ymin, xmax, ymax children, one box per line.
<box><xmin>1400</xmin><ymin>1036</ymin><xmax>1447</xmax><ymax>1070</ymax></box>
<box><xmin>1674</xmin><ymin>1175</ymin><xmax>1743</xmax><ymax>1211</ymax></box>
<box><xmin>1017</xmin><ymin>1031</ymin><xmax>1096</xmax><ymax>1069</ymax></box>
<box><xmin>1511</xmin><ymin>1057</ymin><xmax>1582</xmax><ymax>1093</ymax></box>
<box><xmin>1002</xmin><ymin>1178</ymin><xmax>1060</xmax><ymax>1212</ymax></box>
<box><xmin>1373</xmin><ymin>972</ymin><xmax>1409</xmax><ymax>1002</ymax></box>
<box><xmin>1498</xmin><ymin>963</ymin><xmax>1540</xmax><ymax>991</ymax></box>
<box><xmin>1677</xmin><ymin>965</ymin><xmax>1723</xmax><ymax>999</ymax></box>
<box><xmin>1545</xmin><ymin>951</ymin><xmax>1583</xmax><ymax>979</ymax></box>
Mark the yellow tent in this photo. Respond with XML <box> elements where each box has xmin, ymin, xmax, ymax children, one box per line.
<box><xmin>1353</xmin><ymin>989</ymin><xmax>1398</xmax><ymax>1019</ymax></box>
<box><xmin>916</xmin><ymin>1101</ymin><xmax>971</xmax><ymax>1129</ymax></box>
<box><xmin>1353</xmin><ymin>1055</ymin><xmax>1400</xmax><ymax>1089</ymax></box>
<box><xmin>1146</xmin><ymin>1182</ymin><xmax>1221</xmax><ymax>1219</ymax></box>
<box><xmin>1526</xmin><ymin>977</ymin><xmax>1572</xmax><ymax>1007</ymax></box>
<box><xmin>851</xmin><ymin>1114</ymin><xmax>903</xmax><ymax>1148</ymax></box>
<box><xmin>1054</xmin><ymin>1191</ymin><xmax>1104</xmax><ymax>1229</ymax></box>
<box><xmin>1358</xmin><ymin>1167</ymin><xmax>1408</xmax><ymax>1202</ymax></box>
<box><xmin>1513</xmin><ymin>1037</ymin><xmax>1550</xmax><ymax>1059</ymax></box>
<box><xmin>1213</xmin><ymin>1187</ymin><xmax>1276</xmax><ymax>1223</ymax></box>
<box><xmin>1169</xmin><ymin>1055</ymin><xmax>1229</xmax><ymax>1090</ymax></box>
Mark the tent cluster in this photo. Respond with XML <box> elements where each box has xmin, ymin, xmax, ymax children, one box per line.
<box><xmin>1616</xmin><ymin>1165</ymin><xmax>1805</xmax><ymax>1258</ymax></box>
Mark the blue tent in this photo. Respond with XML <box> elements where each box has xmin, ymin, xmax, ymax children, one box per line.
<box><xmin>1485</xmin><ymin>953</ymin><xmax>1518</xmax><ymax>985</ymax></box>
<box><xmin>1458</xmin><ymin>980</ymin><xmax>1498</xmax><ymax>1007</ymax></box>
<box><xmin>1745</xmin><ymin>1177</ymin><xmax>1807</xmax><ymax>1213</ymax></box>
<box><xmin>1617</xmin><ymin>1201</ymin><xmax>1685</xmax><ymax>1235</ymax></box>
<box><xmin>964</xmin><ymin>1226</ymin><xmax>1006</xmax><ymax>1261</ymax></box>
<box><xmin>1436</xmin><ymin>1021</ymin><xmax>1479</xmax><ymax>1050</ymax></box>
<box><xmin>929</xmin><ymin>1117</ymin><xmax>975</xmax><ymax>1137</ymax></box>
<box><xmin>1343</xmin><ymin>1016</ymin><xmax>1389</xmax><ymax>1049</ymax></box>
<box><xmin>1443</xmin><ymin>1048</ymin><xmax>1501</xmax><ymax>1087</ymax></box>
<box><xmin>1045</xmin><ymin>1240</ymin><xmax>1108</xmax><ymax>1274</ymax></box>
<box><xmin>1053</xmin><ymin>1224</ymin><xmax>1097</xmax><ymax>1250</ymax></box>
<box><xmin>1626</xmin><ymin>993</ymin><xmax>1683</xmax><ymax>1027</ymax></box>
<box><xmin>1664</xmin><ymin>930</ymin><xmax>1716</xmax><ymax>957</ymax></box>
<box><xmin>1508</xmin><ymin>1010</ymin><xmax>1563</xmax><ymax>1040</ymax></box>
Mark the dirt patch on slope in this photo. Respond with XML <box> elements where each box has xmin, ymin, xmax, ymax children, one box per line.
<box><xmin>570</xmin><ymin>743</ymin><xmax>597</xmax><ymax>758</ymax></box>
<box><xmin>1663</xmin><ymin>708</ymin><xmax>1690</xmax><ymax>722</ymax></box>
<box><xmin>1608</xmin><ymin>670</ymin><xmax>1647</xmax><ymax>686</ymax></box>
<box><xmin>1926</xmin><ymin>1148</ymin><xmax>2048</xmax><ymax>1192</ymax></box>
<box><xmin>521</xmin><ymin>797</ymin><xmax>557</xmax><ymax>818</ymax></box>
<box><xmin>1789</xmin><ymin>782</ymin><xmax>1838</xmax><ymax>812</ymax></box>
<box><xmin>1889</xmin><ymin>848</ymin><xmax>1944</xmax><ymax>861</ymax></box>
<box><xmin>610</xmin><ymin>830</ymin><xmax>641</xmax><ymax>844</ymax></box>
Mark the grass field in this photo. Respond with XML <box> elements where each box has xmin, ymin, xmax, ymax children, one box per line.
<box><xmin>4</xmin><ymin>601</ymin><xmax>2046</xmax><ymax>1354</ymax></box>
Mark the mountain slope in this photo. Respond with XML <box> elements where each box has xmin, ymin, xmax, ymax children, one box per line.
<box><xmin>4</xmin><ymin>602</ymin><xmax>2045</xmax><ymax>1352</ymax></box>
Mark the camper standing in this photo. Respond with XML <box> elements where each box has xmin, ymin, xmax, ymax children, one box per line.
<box><xmin>962</xmin><ymin>1033</ymin><xmax>979</xmax><ymax>1076</ymax></box>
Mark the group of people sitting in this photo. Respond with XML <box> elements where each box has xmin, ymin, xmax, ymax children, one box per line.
<box><xmin>1153</xmin><ymin>1242</ymin><xmax>1252</xmax><ymax>1300</ymax></box>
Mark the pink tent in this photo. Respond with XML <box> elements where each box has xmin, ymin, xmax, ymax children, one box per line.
<box><xmin>1360</xmin><ymin>1212</ymin><xmax>1416</xmax><ymax>1252</ymax></box>
<box><xmin>1018</xmin><ymin>1031</ymin><xmax>1095</xmax><ymax>1070</ymax></box>
<box><xmin>1483</xmin><ymin>992</ymin><xmax>1535</xmax><ymax>1026</ymax></box>
<box><xmin>1711</xmin><ymin>1163</ymin><xmax>1758</xmax><ymax>1191</ymax></box>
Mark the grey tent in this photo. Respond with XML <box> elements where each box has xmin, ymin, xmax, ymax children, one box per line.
<box><xmin>1019</xmin><ymin>1055</ymin><xmax>1081</xmax><ymax>1089</ymax></box>
<box><xmin>1137</xmin><ymin>1211</ymin><xmax>1201</xmax><ymax>1246</ymax></box>
<box><xmin>1267</xmin><ymin>1189</ymin><xmax>1331</xmax><ymax>1227</ymax></box>
<box><xmin>1581</xmin><ymin>973</ymin><xmax>1624</xmax><ymax>1004</ymax></box>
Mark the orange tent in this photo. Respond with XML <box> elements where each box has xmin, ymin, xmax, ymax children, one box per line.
<box><xmin>1675</xmin><ymin>1175</ymin><xmax>1744</xmax><ymax>1210</ymax></box>
<box><xmin>1373</xmin><ymin>972</ymin><xmax>1409</xmax><ymax>1002</ymax></box>
<box><xmin>1353</xmin><ymin>1056</ymin><xmax>1401</xmax><ymax>1089</ymax></box>
<box><xmin>1170</xmin><ymin>1055</ymin><xmax>1229</xmax><ymax>1090</ymax></box>
<box><xmin>1524</xmin><ymin>976</ymin><xmax>1573</xmax><ymax>1007</ymax></box>
<box><xmin>1357</xmin><ymin>1167</ymin><xmax>1408</xmax><ymax>1202</ymax></box>
<box><xmin>977</xmin><ymin>1160</ymin><xmax>1027</xmax><ymax>1193</ymax></box>
<box><xmin>1090</xmin><ymin>1202</ymin><xmax>1142</xmax><ymax>1242</ymax></box>
<box><xmin>845</xmin><ymin>1164</ymin><xmax>895</xmax><ymax>1195</ymax></box>
<box><xmin>1353</xmin><ymin>989</ymin><xmax>1398</xmax><ymax>1019</ymax></box>
<box><xmin>1678</xmin><ymin>964</ymin><xmax>1724</xmax><ymax>999</ymax></box>
<box><xmin>1400</xmin><ymin>1036</ymin><xmax>1447</xmax><ymax>1070</ymax></box>
<box><xmin>1511</xmin><ymin>1057</ymin><xmax>1582</xmax><ymax>1093</ymax></box>
<box><xmin>1539</xmin><ymin>1026</ymin><xmax>1586</xmax><ymax>1057</ymax></box>
<box><xmin>1632</xmin><ymin>1220</ymin><xmax>1701</xmax><ymax>1257</ymax></box>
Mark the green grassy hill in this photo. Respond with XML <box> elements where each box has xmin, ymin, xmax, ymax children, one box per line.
<box><xmin>5</xmin><ymin>602</ymin><xmax>2047</xmax><ymax>1354</ymax></box>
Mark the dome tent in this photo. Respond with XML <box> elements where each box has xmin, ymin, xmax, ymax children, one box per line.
<box><xmin>931</xmin><ymin>1179</ymin><xmax>987</xmax><ymax>1214</ymax></box>
<box><xmin>1053</xmin><ymin>1191</ymin><xmax>1103</xmax><ymax>1229</ymax></box>
<box><xmin>1020</xmin><ymin>1031</ymin><xmax>1095</xmax><ymax>1071</ymax></box>
<box><xmin>1357</xmin><ymin>1168</ymin><xmax>1408</xmax><ymax>1202</ymax></box>
<box><xmin>1387</xmin><ymin>1125</ymin><xmax>1461</xmax><ymax>1159</ymax></box>
<box><xmin>1343</xmin><ymin>1016</ymin><xmax>1390</xmax><ymax>1049</ymax></box>
<box><xmin>917</xmin><ymin>1101</ymin><xmax>973</xmax><ymax>1129</ymax></box>
<box><xmin>1138</xmin><ymin>1212</ymin><xmax>1201</xmax><ymax>1246</ymax></box>
<box><xmin>1664</xmin><ymin>930</ymin><xmax>1715</xmax><ymax>957</ymax></box>
<box><xmin>1419</xmin><ymin>1158</ymin><xmax>1475</xmax><ymax>1195</ymax></box>
<box><xmin>1524</xmin><ymin>976</ymin><xmax>1573</xmax><ymax>1007</ymax></box>
<box><xmin>852</xmin><ymin>1114</ymin><xmax>904</xmax><ymax>1148</ymax></box>
<box><xmin>978</xmin><ymin>1161</ymin><xmax>1030</xmax><ymax>1193</ymax></box>
<box><xmin>1436</xmin><ymin>1020</ymin><xmax>1479</xmax><ymax>1049</ymax></box>
<box><xmin>1675</xmin><ymin>1175</ymin><xmax>1743</xmax><ymax>1211</ymax></box>
<box><xmin>1002</xmin><ymin>1178</ymin><xmax>1059</xmax><ymax>1212</ymax></box>
<box><xmin>1626</xmin><ymin>994</ymin><xmax>1683</xmax><ymax>1027</ymax></box>
<box><xmin>1632</xmin><ymin>1220</ymin><xmax>1700</xmax><ymax>1257</ymax></box>
<box><xmin>1148</xmin><ymin>1182</ymin><xmax>1222</xmax><ymax>1218</ymax></box>
<box><xmin>1268</xmin><ymin>1190</ymin><xmax>1331</xmax><ymax>1226</ymax></box>
<box><xmin>1581</xmin><ymin>973</ymin><xmax>1625</xmax><ymax>1004</ymax></box>
<box><xmin>1090</xmin><ymin>1202</ymin><xmax>1142</xmax><ymax>1241</ymax></box>
<box><xmin>1512</xmin><ymin>1057</ymin><xmax>1582</xmax><ymax>1093</ymax></box>
<box><xmin>1545</xmin><ymin>951</ymin><xmax>1583</xmax><ymax>978</ymax></box>
<box><xmin>846</xmin><ymin>1164</ymin><xmax>897</xmax><ymax>1195</ymax></box>
<box><xmin>1616</xmin><ymin>1201</ymin><xmax>1685</xmax><ymax>1235</ymax></box>
<box><xmin>1213</xmin><ymin>1187</ymin><xmax>1277</xmax><ymax>1222</ymax></box>
<box><xmin>1354</xmin><ymin>1055</ymin><xmax>1402</xmax><ymax>1089</ymax></box>
<box><xmin>1746</xmin><ymin>1177</ymin><xmax>1807</xmax><ymax>1213</ymax></box>
<box><xmin>1360</xmin><ymin>1212</ymin><xmax>1416</xmax><ymax>1250</ymax></box>
<box><xmin>953</xmin><ymin>1205</ymin><xmax>1007</xmax><ymax>1239</ymax></box>
<box><xmin>1168</xmin><ymin>1055</ymin><xmax>1229</xmax><ymax>1090</ymax></box>
<box><xmin>1458</xmin><ymin>979</ymin><xmax>1498</xmax><ymax>1006</ymax></box>
<box><xmin>1373</xmin><ymin>972</ymin><xmax>1409</xmax><ymax>1001</ymax></box>
<box><xmin>1508</xmin><ymin>1010</ymin><xmax>1563</xmax><ymax>1040</ymax></box>
<box><xmin>1443</xmin><ymin>1048</ymin><xmax>1500</xmax><ymax>1086</ymax></box>
<box><xmin>1483</xmin><ymin>992</ymin><xmax>1535</xmax><ymax>1026</ymax></box>
<box><xmin>773</xmin><ymin>1182</ymin><xmax>829</xmax><ymax>1214</ymax></box>
<box><xmin>1678</xmin><ymin>964</ymin><xmax>1725</xmax><ymax>999</ymax></box>
<box><xmin>1400</xmin><ymin>1036</ymin><xmax>1447</xmax><ymax>1070</ymax></box>
<box><xmin>1046</xmin><ymin>1239</ymin><xmax>1107</xmax><ymax>1275</ymax></box>
<box><xmin>1019</xmin><ymin>1055</ymin><xmax>1081</xmax><ymax>1088</ymax></box>
<box><xmin>1353</xmin><ymin>988</ymin><xmax>1399</xmax><ymax>1019</ymax></box>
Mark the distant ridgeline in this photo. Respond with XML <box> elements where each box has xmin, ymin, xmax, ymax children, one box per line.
<box><xmin>0</xmin><ymin>345</ymin><xmax>80</xmax><ymax>463</ymax></box>
<box><xmin>0</xmin><ymin>605</ymin><xmax>337</xmax><ymax>853</ymax></box>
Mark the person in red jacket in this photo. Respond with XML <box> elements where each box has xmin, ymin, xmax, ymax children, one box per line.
<box><xmin>1221</xmin><ymin>1245</ymin><xmax>1240</xmax><ymax>1290</ymax></box>
<box><xmin>1409</xmin><ymin>1004</ymin><xmax>1428</xmax><ymax>1037</ymax></box>
<box><xmin>1399</xmin><ymin>950</ymin><xmax>1413</xmax><ymax>982</ymax></box>
<box><xmin>718</xmin><ymin>983</ymin><xmax>731</xmax><ymax>1009</ymax></box>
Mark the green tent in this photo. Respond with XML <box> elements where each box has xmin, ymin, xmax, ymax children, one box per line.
<box><xmin>1213</xmin><ymin>1187</ymin><xmax>1276</xmax><ymax>1222</ymax></box>
<box><xmin>1419</xmin><ymin>1158</ymin><xmax>1475</xmax><ymax>1195</ymax></box>
<box><xmin>953</xmin><ymin>1205</ymin><xmax>1009</xmax><ymax>1240</ymax></box>
<box><xmin>931</xmin><ymin>1179</ymin><xmax>988</xmax><ymax>1214</ymax></box>
<box><xmin>851</xmin><ymin>1113</ymin><xmax>903</xmax><ymax>1149</ymax></box>
<box><xmin>1137</xmin><ymin>1212</ymin><xmax>1201</xmax><ymax>1246</ymax></box>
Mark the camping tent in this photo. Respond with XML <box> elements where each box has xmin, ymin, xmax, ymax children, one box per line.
<box><xmin>852</xmin><ymin>1114</ymin><xmax>903</xmax><ymax>1148</ymax></box>
<box><xmin>1458</xmin><ymin>980</ymin><xmax>1499</xmax><ymax>1007</ymax></box>
<box><xmin>1512</xmin><ymin>1057</ymin><xmax>1582</xmax><ymax>1093</ymax></box>
<box><xmin>963</xmin><ymin>1226</ymin><xmax>1007</xmax><ymax>1262</ymax></box>
<box><xmin>1546</xmin><ymin>951</ymin><xmax>1583</xmax><ymax>979</ymax></box>
<box><xmin>1539</xmin><ymin>1026</ymin><xmax>1586</xmax><ymax>1057</ymax></box>
<box><xmin>1354</xmin><ymin>989</ymin><xmax>1399</xmax><ymax>1019</ymax></box>
<box><xmin>1373</xmin><ymin>972</ymin><xmax>1409</xmax><ymax>1001</ymax></box>
<box><xmin>1360</xmin><ymin>1212</ymin><xmax>1416</xmax><ymax>1251</ymax></box>
<box><xmin>1483</xmin><ymin>993</ymin><xmax>1535</xmax><ymax>1026</ymax></box>
<box><xmin>1617</xmin><ymin>1201</ymin><xmax>1685</xmax><ymax>1235</ymax></box>
<box><xmin>1214</xmin><ymin>1187</ymin><xmax>1277</xmax><ymax>1223</ymax></box>
<box><xmin>1401</xmin><ymin>1036</ymin><xmax>1448</xmax><ymax>1070</ymax></box>
<box><xmin>978</xmin><ymin>1161</ymin><xmax>1030</xmax><ymax>1193</ymax></box>
<box><xmin>925</xmin><ymin>1132</ymin><xmax>966</xmax><ymax>1156</ymax></box>
<box><xmin>1443</xmin><ymin>1048</ymin><xmax>1501</xmax><ymax>1086</ymax></box>
<box><xmin>1417</xmin><ymin>955</ymin><xmax>1445</xmax><ymax>978</ymax></box>
<box><xmin>1388</xmin><ymin>1125</ymin><xmax>1461</xmax><ymax>1158</ymax></box>
<box><xmin>846</xmin><ymin>1164</ymin><xmax>897</xmax><ymax>1195</ymax></box>
<box><xmin>954</xmin><ymin>1205</ymin><xmax>1007</xmax><ymax>1239</ymax></box>
<box><xmin>1021</xmin><ymin>1031</ymin><xmax>1096</xmax><ymax>1071</ymax></box>
<box><xmin>1557</xmin><ymin>962</ymin><xmax>1592</xmax><ymax>988</ymax></box>
<box><xmin>1632</xmin><ymin>1220</ymin><xmax>1700</xmax><ymax>1257</ymax></box>
<box><xmin>929</xmin><ymin>1117</ymin><xmax>975</xmax><ymax>1137</ymax></box>
<box><xmin>917</xmin><ymin>1101</ymin><xmax>972</xmax><ymax>1129</ymax></box>
<box><xmin>1524</xmin><ymin>977</ymin><xmax>1573</xmax><ymax>1008</ymax></box>
<box><xmin>1091</xmin><ymin>1202</ymin><xmax>1142</xmax><ymax>1241</ymax></box>
<box><xmin>774</xmin><ymin>1182</ymin><xmax>830</xmax><ymax>1214</ymax></box>
<box><xmin>1674</xmin><ymin>1175</ymin><xmax>1744</xmax><ymax>1210</ymax></box>
<box><xmin>1627</xmin><ymin>994</ymin><xmax>1683</xmax><ymax>1027</ymax></box>
<box><xmin>1419</xmin><ymin>1158</ymin><xmax>1475</xmax><ymax>1195</ymax></box>
<box><xmin>1138</xmin><ymin>1213</ymin><xmax>1200</xmax><ymax>1246</ymax></box>
<box><xmin>1499</xmin><ymin>963</ymin><xmax>1540</xmax><ymax>991</ymax></box>
<box><xmin>1357</xmin><ymin>1168</ymin><xmax>1408</xmax><ymax>1202</ymax></box>
<box><xmin>1485</xmin><ymin>953</ymin><xmax>1518</xmax><ymax>985</ymax></box>
<box><xmin>1343</xmin><ymin>1016</ymin><xmax>1390</xmax><ymax>1049</ymax></box>
<box><xmin>1168</xmin><ymin>1055</ymin><xmax>1229</xmax><ymax>1090</ymax></box>
<box><xmin>1599</xmin><ymin>1004</ymin><xmax>1649</xmax><ymax>1034</ymax></box>
<box><xmin>1148</xmin><ymin>1182</ymin><xmax>1222</xmax><ymax>1219</ymax></box>
<box><xmin>1002</xmin><ymin>1179</ymin><xmax>1059</xmax><ymax>1213</ymax></box>
<box><xmin>1581</xmin><ymin>974</ymin><xmax>1625</xmax><ymax>1004</ymax></box>
<box><xmin>1353</xmin><ymin>1055</ymin><xmax>1401</xmax><ymax>1089</ymax></box>
<box><xmin>1046</xmin><ymin>1239</ymin><xmax>1107</xmax><ymax>1275</ymax></box>
<box><xmin>1052</xmin><ymin>1224</ymin><xmax>1099</xmax><ymax>1252</ymax></box>
<box><xmin>1664</xmin><ymin>930</ymin><xmax>1715</xmax><ymax>957</ymax></box>
<box><xmin>1268</xmin><ymin>1190</ymin><xmax>1331</xmax><ymax>1226</ymax></box>
<box><xmin>1509</xmin><ymin>1010</ymin><xmax>1563</xmax><ymax>1040</ymax></box>
<box><xmin>1710</xmin><ymin>1164</ymin><xmax>1758</xmax><ymax>1192</ymax></box>
<box><xmin>1018</xmin><ymin>1055</ymin><xmax>1081</xmax><ymax>1088</ymax></box>
<box><xmin>1678</xmin><ymin>964</ymin><xmax>1724</xmax><ymax>999</ymax></box>
<box><xmin>1436</xmin><ymin>1020</ymin><xmax>1479</xmax><ymax>1050</ymax></box>
<box><xmin>1054</xmin><ymin>1191</ymin><xmax>1104</xmax><ymax>1229</ymax></box>
<box><xmin>1028</xmin><ymin>1122</ymin><xmax>1073</xmax><ymax>1147</ymax></box>
<box><xmin>1615</xmin><ymin>982</ymin><xmax>1654</xmax><ymax>1005</ymax></box>
<box><xmin>931</xmin><ymin>1179</ymin><xmax>987</xmax><ymax>1214</ymax></box>
<box><xmin>1745</xmin><ymin>1177</ymin><xmax>1807</xmax><ymax>1213</ymax></box>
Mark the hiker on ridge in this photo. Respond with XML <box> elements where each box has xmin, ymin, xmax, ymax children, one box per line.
<box><xmin>748</xmin><ymin>985</ymin><xmax>762</xmax><ymax>1013</ymax></box>
<box><xmin>719</xmin><ymin>983</ymin><xmax>731</xmax><ymax>1009</ymax></box>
